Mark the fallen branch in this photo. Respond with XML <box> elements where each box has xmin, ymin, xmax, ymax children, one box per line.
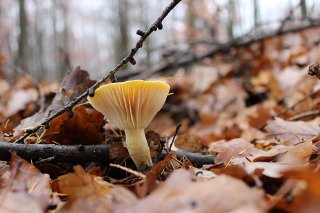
<box><xmin>117</xmin><ymin>20</ymin><xmax>320</xmax><ymax>80</ymax></box>
<box><xmin>0</xmin><ymin>143</ymin><xmax>110</xmax><ymax>163</ymax></box>
<box><xmin>15</xmin><ymin>0</ymin><xmax>182</xmax><ymax>143</ymax></box>
<box><xmin>0</xmin><ymin>142</ymin><xmax>215</xmax><ymax>167</ymax></box>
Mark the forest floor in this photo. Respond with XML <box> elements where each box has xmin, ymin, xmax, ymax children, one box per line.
<box><xmin>1</xmin><ymin>23</ymin><xmax>320</xmax><ymax>213</ymax></box>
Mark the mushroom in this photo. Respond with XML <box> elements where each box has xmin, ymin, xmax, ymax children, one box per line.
<box><xmin>87</xmin><ymin>80</ymin><xmax>170</xmax><ymax>170</ymax></box>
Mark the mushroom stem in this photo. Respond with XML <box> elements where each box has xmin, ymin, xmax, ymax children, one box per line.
<box><xmin>125</xmin><ymin>128</ymin><xmax>153</xmax><ymax>170</ymax></box>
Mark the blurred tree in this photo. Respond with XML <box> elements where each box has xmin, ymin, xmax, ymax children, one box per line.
<box><xmin>16</xmin><ymin>0</ymin><xmax>29</xmax><ymax>71</ymax></box>
<box><xmin>253</xmin><ymin>0</ymin><xmax>260</xmax><ymax>30</ymax></box>
<box><xmin>114</xmin><ymin>0</ymin><xmax>129</xmax><ymax>64</ymax></box>
<box><xmin>54</xmin><ymin>1</ymin><xmax>70</xmax><ymax>79</ymax></box>
<box><xmin>227</xmin><ymin>0</ymin><xmax>235</xmax><ymax>40</ymax></box>
<box><xmin>34</xmin><ymin>0</ymin><xmax>45</xmax><ymax>79</ymax></box>
<box><xmin>300</xmin><ymin>0</ymin><xmax>307</xmax><ymax>18</ymax></box>
<box><xmin>186</xmin><ymin>0</ymin><xmax>196</xmax><ymax>38</ymax></box>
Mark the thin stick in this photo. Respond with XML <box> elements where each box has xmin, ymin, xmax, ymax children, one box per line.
<box><xmin>0</xmin><ymin>142</ymin><xmax>215</xmax><ymax>167</ymax></box>
<box><xmin>288</xmin><ymin>109</ymin><xmax>320</xmax><ymax>121</ymax></box>
<box><xmin>169</xmin><ymin>124</ymin><xmax>182</xmax><ymax>151</ymax></box>
<box><xmin>118</xmin><ymin>20</ymin><xmax>320</xmax><ymax>80</ymax></box>
<box><xmin>110</xmin><ymin>163</ymin><xmax>146</xmax><ymax>179</ymax></box>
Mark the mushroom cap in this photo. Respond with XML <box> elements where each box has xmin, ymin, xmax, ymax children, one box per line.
<box><xmin>87</xmin><ymin>80</ymin><xmax>170</xmax><ymax>130</ymax></box>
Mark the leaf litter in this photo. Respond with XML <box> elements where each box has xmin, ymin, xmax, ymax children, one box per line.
<box><xmin>1</xmin><ymin>26</ymin><xmax>320</xmax><ymax>213</ymax></box>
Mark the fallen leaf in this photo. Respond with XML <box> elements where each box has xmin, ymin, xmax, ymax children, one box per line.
<box><xmin>248</xmin><ymin>144</ymin><xmax>289</xmax><ymax>162</ymax></box>
<box><xmin>120</xmin><ymin>169</ymin><xmax>268</xmax><ymax>213</ymax></box>
<box><xmin>10</xmin><ymin>154</ymin><xmax>52</xmax><ymax>207</ymax></box>
<box><xmin>0</xmin><ymin>154</ymin><xmax>52</xmax><ymax>212</ymax></box>
<box><xmin>174</xmin><ymin>132</ymin><xmax>205</xmax><ymax>152</ymax></box>
<box><xmin>110</xmin><ymin>187</ymin><xmax>138</xmax><ymax>213</ymax></box>
<box><xmin>277</xmin><ymin>141</ymin><xmax>313</xmax><ymax>163</ymax></box>
<box><xmin>0</xmin><ymin>161</ymin><xmax>9</xmax><ymax>176</ymax></box>
<box><xmin>57</xmin><ymin>165</ymin><xmax>113</xmax><ymax>213</ymax></box>
<box><xmin>45</xmin><ymin>67</ymin><xmax>96</xmax><ymax>117</ymax></box>
<box><xmin>146</xmin><ymin>131</ymin><xmax>163</xmax><ymax>161</ymax></box>
<box><xmin>136</xmin><ymin>153</ymin><xmax>173</xmax><ymax>198</ymax></box>
<box><xmin>209</xmin><ymin>138</ymin><xmax>253</xmax><ymax>164</ymax></box>
<box><xmin>247</xmin><ymin>103</ymin><xmax>273</xmax><ymax>128</ymax></box>
<box><xmin>146</xmin><ymin>112</ymin><xmax>176</xmax><ymax>136</ymax></box>
<box><xmin>4</xmin><ymin>89</ymin><xmax>38</xmax><ymax>117</ymax></box>
<box><xmin>231</xmin><ymin>157</ymin><xmax>300</xmax><ymax>178</ymax></box>
<box><xmin>274</xmin><ymin>169</ymin><xmax>320</xmax><ymax>213</ymax></box>
<box><xmin>43</xmin><ymin>105</ymin><xmax>104</xmax><ymax>145</ymax></box>
<box><xmin>265</xmin><ymin>117</ymin><xmax>319</xmax><ymax>145</ymax></box>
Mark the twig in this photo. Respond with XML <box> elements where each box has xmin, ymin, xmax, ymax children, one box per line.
<box><xmin>118</xmin><ymin>20</ymin><xmax>320</xmax><ymax>80</ymax></box>
<box><xmin>288</xmin><ymin>109</ymin><xmax>320</xmax><ymax>121</ymax></box>
<box><xmin>14</xmin><ymin>0</ymin><xmax>182</xmax><ymax>143</ymax></box>
<box><xmin>0</xmin><ymin>143</ymin><xmax>110</xmax><ymax>163</ymax></box>
<box><xmin>168</xmin><ymin>123</ymin><xmax>182</xmax><ymax>151</ymax></box>
<box><xmin>0</xmin><ymin>142</ymin><xmax>215</xmax><ymax>167</ymax></box>
<box><xmin>169</xmin><ymin>150</ymin><xmax>215</xmax><ymax>167</ymax></box>
<box><xmin>276</xmin><ymin>88</ymin><xmax>320</xmax><ymax>117</ymax></box>
<box><xmin>110</xmin><ymin>163</ymin><xmax>146</xmax><ymax>179</ymax></box>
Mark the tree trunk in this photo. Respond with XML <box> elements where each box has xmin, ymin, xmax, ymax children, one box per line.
<box><xmin>16</xmin><ymin>0</ymin><xmax>29</xmax><ymax>71</ymax></box>
<box><xmin>253</xmin><ymin>0</ymin><xmax>260</xmax><ymax>30</ymax></box>
<box><xmin>300</xmin><ymin>0</ymin><xmax>307</xmax><ymax>18</ymax></box>
<box><xmin>227</xmin><ymin>0</ymin><xmax>235</xmax><ymax>40</ymax></box>
<box><xmin>58</xmin><ymin>1</ymin><xmax>70</xmax><ymax>79</ymax></box>
<box><xmin>35</xmin><ymin>0</ymin><xmax>45</xmax><ymax>79</ymax></box>
<box><xmin>114</xmin><ymin>0</ymin><xmax>129</xmax><ymax>64</ymax></box>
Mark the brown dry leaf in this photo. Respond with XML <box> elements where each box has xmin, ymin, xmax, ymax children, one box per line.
<box><xmin>119</xmin><ymin>169</ymin><xmax>268</xmax><ymax>213</ymax></box>
<box><xmin>16</xmin><ymin>68</ymin><xmax>96</xmax><ymax>132</ymax></box>
<box><xmin>277</xmin><ymin>141</ymin><xmax>313</xmax><ymax>163</ymax></box>
<box><xmin>265</xmin><ymin>117</ymin><xmax>319</xmax><ymax>145</ymax></box>
<box><xmin>108</xmin><ymin>142</ymin><xmax>129</xmax><ymax>164</ymax></box>
<box><xmin>0</xmin><ymin>79</ymin><xmax>10</xmax><ymax>97</ymax></box>
<box><xmin>275</xmin><ymin>169</ymin><xmax>320</xmax><ymax>213</ymax></box>
<box><xmin>0</xmin><ymin>161</ymin><xmax>9</xmax><ymax>176</ymax></box>
<box><xmin>248</xmin><ymin>144</ymin><xmax>289</xmax><ymax>162</ymax></box>
<box><xmin>167</xmin><ymin>74</ymin><xmax>193</xmax><ymax>102</ymax></box>
<box><xmin>111</xmin><ymin>187</ymin><xmax>138</xmax><ymax>213</ymax></box>
<box><xmin>231</xmin><ymin>157</ymin><xmax>299</xmax><ymax>178</ymax></box>
<box><xmin>190</xmin><ymin>65</ymin><xmax>219</xmax><ymax>93</ymax></box>
<box><xmin>209</xmin><ymin>138</ymin><xmax>253</xmax><ymax>164</ymax></box>
<box><xmin>0</xmin><ymin>191</ymin><xmax>43</xmax><ymax>213</ymax></box>
<box><xmin>0</xmin><ymin>154</ymin><xmax>52</xmax><ymax>212</ymax></box>
<box><xmin>46</xmin><ymin>67</ymin><xmax>95</xmax><ymax>116</ymax></box>
<box><xmin>211</xmin><ymin>165</ymin><xmax>256</xmax><ymax>186</ymax></box>
<box><xmin>4</xmin><ymin>89</ymin><xmax>38</xmax><ymax>117</ymax></box>
<box><xmin>146</xmin><ymin>112</ymin><xmax>176</xmax><ymax>136</ymax></box>
<box><xmin>136</xmin><ymin>153</ymin><xmax>173</xmax><ymax>198</ymax></box>
<box><xmin>146</xmin><ymin>131</ymin><xmax>163</xmax><ymax>160</ymax></box>
<box><xmin>247</xmin><ymin>103</ymin><xmax>273</xmax><ymax>128</ymax></box>
<box><xmin>43</xmin><ymin>105</ymin><xmax>104</xmax><ymax>145</ymax></box>
<box><xmin>10</xmin><ymin>154</ymin><xmax>52</xmax><ymax>207</ymax></box>
<box><xmin>174</xmin><ymin>132</ymin><xmax>204</xmax><ymax>152</ymax></box>
<box><xmin>276</xmin><ymin>66</ymin><xmax>306</xmax><ymax>95</ymax></box>
<box><xmin>251</xmin><ymin>69</ymin><xmax>282</xmax><ymax>100</ymax></box>
<box><xmin>57</xmin><ymin>165</ymin><xmax>113</xmax><ymax>213</ymax></box>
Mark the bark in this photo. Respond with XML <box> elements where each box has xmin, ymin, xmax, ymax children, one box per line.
<box><xmin>253</xmin><ymin>0</ymin><xmax>260</xmax><ymax>29</ymax></box>
<box><xmin>114</xmin><ymin>0</ymin><xmax>130</xmax><ymax>63</ymax></box>
<box><xmin>300</xmin><ymin>0</ymin><xmax>307</xmax><ymax>18</ymax></box>
<box><xmin>227</xmin><ymin>0</ymin><xmax>235</xmax><ymax>40</ymax></box>
<box><xmin>0</xmin><ymin>142</ymin><xmax>214</xmax><ymax>167</ymax></box>
<box><xmin>16</xmin><ymin>0</ymin><xmax>29</xmax><ymax>71</ymax></box>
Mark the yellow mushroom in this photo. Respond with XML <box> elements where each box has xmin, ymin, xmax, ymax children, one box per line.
<box><xmin>88</xmin><ymin>80</ymin><xmax>170</xmax><ymax>170</ymax></box>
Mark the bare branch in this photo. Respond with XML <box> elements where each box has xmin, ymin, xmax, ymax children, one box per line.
<box><xmin>0</xmin><ymin>142</ymin><xmax>215</xmax><ymax>167</ymax></box>
<box><xmin>118</xmin><ymin>20</ymin><xmax>320</xmax><ymax>80</ymax></box>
